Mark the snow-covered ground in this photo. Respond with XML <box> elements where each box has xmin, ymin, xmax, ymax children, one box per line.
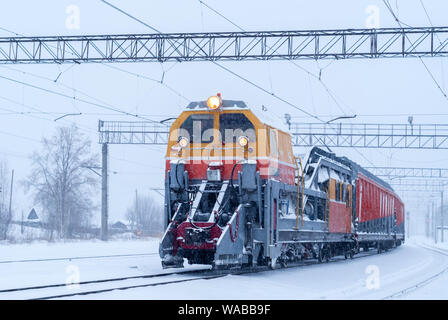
<box><xmin>0</xmin><ymin>238</ymin><xmax>159</xmax><ymax>291</ymax></box>
<box><xmin>1</xmin><ymin>237</ymin><xmax>448</xmax><ymax>299</ymax></box>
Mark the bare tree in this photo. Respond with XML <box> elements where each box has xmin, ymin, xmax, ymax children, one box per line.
<box><xmin>24</xmin><ymin>125</ymin><xmax>98</xmax><ymax>239</ymax></box>
<box><xmin>126</xmin><ymin>191</ymin><xmax>163</xmax><ymax>236</ymax></box>
<box><xmin>0</xmin><ymin>160</ymin><xmax>11</xmax><ymax>240</ymax></box>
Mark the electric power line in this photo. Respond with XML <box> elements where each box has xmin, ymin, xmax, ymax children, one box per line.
<box><xmin>101</xmin><ymin>0</ymin><xmax>379</xmax><ymax>167</ymax></box>
<box><xmin>99</xmin><ymin>0</ymin><xmax>324</xmax><ymax>121</ymax></box>
<box><xmin>0</xmin><ymin>73</ymin><xmax>160</xmax><ymax>123</ymax></box>
<box><xmin>0</xmin><ymin>27</ymin><xmax>169</xmax><ymax>166</ymax></box>
<box><xmin>382</xmin><ymin>0</ymin><xmax>448</xmax><ymax>101</ymax></box>
<box><xmin>197</xmin><ymin>0</ymin><xmax>354</xmax><ymax>116</ymax></box>
<box><xmin>100</xmin><ymin>0</ymin><xmax>161</xmax><ymax>33</ymax></box>
<box><xmin>0</xmin><ymin>29</ymin><xmax>187</xmax><ymax>123</ymax></box>
<box><xmin>197</xmin><ymin>0</ymin><xmax>353</xmax><ymax>117</ymax></box>
<box><xmin>196</xmin><ymin>0</ymin><xmax>376</xmax><ymax>167</ymax></box>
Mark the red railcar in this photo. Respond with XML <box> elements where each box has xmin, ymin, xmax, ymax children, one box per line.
<box><xmin>356</xmin><ymin>172</ymin><xmax>405</xmax><ymax>236</ymax></box>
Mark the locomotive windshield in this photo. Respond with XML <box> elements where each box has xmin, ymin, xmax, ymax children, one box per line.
<box><xmin>219</xmin><ymin>113</ymin><xmax>255</xmax><ymax>143</ymax></box>
<box><xmin>179</xmin><ymin>114</ymin><xmax>214</xmax><ymax>143</ymax></box>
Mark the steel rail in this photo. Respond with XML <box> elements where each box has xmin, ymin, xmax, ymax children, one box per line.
<box><xmin>382</xmin><ymin>244</ymin><xmax>448</xmax><ymax>299</ymax></box>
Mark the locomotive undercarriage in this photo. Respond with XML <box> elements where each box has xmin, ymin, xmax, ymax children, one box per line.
<box><xmin>159</xmin><ymin>154</ymin><xmax>403</xmax><ymax>270</ymax></box>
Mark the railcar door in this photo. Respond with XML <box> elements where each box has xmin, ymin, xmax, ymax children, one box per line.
<box><xmin>328</xmin><ymin>178</ymin><xmax>352</xmax><ymax>233</ymax></box>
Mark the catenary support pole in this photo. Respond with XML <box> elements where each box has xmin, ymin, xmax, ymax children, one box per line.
<box><xmin>406</xmin><ymin>211</ymin><xmax>410</xmax><ymax>239</ymax></box>
<box><xmin>433</xmin><ymin>201</ymin><xmax>437</xmax><ymax>243</ymax></box>
<box><xmin>442</xmin><ymin>191</ymin><xmax>444</xmax><ymax>243</ymax></box>
<box><xmin>101</xmin><ymin>143</ymin><xmax>109</xmax><ymax>241</ymax></box>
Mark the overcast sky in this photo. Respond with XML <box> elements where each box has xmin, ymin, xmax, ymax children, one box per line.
<box><xmin>0</xmin><ymin>0</ymin><xmax>447</xmax><ymax>230</ymax></box>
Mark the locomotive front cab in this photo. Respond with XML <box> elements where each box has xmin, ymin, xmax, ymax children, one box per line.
<box><xmin>160</xmin><ymin>96</ymin><xmax>295</xmax><ymax>268</ymax></box>
<box><xmin>165</xmin><ymin>99</ymin><xmax>295</xmax><ymax>185</ymax></box>
<box><xmin>167</xmin><ymin>109</ymin><xmax>259</xmax><ymax>179</ymax></box>
<box><xmin>161</xmin><ymin>99</ymin><xmax>259</xmax><ymax>268</ymax></box>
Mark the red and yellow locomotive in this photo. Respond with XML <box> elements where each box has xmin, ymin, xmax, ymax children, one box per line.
<box><xmin>159</xmin><ymin>95</ymin><xmax>405</xmax><ymax>268</ymax></box>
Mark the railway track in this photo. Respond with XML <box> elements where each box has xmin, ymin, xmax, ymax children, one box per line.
<box><xmin>11</xmin><ymin>242</ymin><xmax>444</xmax><ymax>300</ymax></box>
<box><xmin>1</xmin><ymin>246</ymin><xmax>387</xmax><ymax>300</ymax></box>
<box><xmin>0</xmin><ymin>268</ymin><xmax>213</xmax><ymax>300</ymax></box>
<box><xmin>0</xmin><ymin>252</ymin><xmax>158</xmax><ymax>264</ymax></box>
<box><xmin>34</xmin><ymin>273</ymin><xmax>224</xmax><ymax>300</ymax></box>
<box><xmin>382</xmin><ymin>244</ymin><xmax>448</xmax><ymax>300</ymax></box>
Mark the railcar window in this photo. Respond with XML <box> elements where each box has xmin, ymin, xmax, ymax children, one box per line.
<box><xmin>335</xmin><ymin>182</ymin><xmax>340</xmax><ymax>201</ymax></box>
<box><xmin>219</xmin><ymin>113</ymin><xmax>255</xmax><ymax>143</ymax></box>
<box><xmin>346</xmin><ymin>187</ymin><xmax>350</xmax><ymax>208</ymax></box>
<box><xmin>179</xmin><ymin>114</ymin><xmax>215</xmax><ymax>143</ymax></box>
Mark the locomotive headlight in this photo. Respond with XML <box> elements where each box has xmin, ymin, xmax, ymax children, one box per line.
<box><xmin>238</xmin><ymin>136</ymin><xmax>249</xmax><ymax>147</ymax></box>
<box><xmin>206</xmin><ymin>94</ymin><xmax>222</xmax><ymax>110</ymax></box>
<box><xmin>178</xmin><ymin>136</ymin><xmax>189</xmax><ymax>148</ymax></box>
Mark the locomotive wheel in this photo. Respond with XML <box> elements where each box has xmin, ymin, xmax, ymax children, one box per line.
<box><xmin>349</xmin><ymin>249</ymin><xmax>354</xmax><ymax>259</ymax></box>
<box><xmin>318</xmin><ymin>246</ymin><xmax>324</xmax><ymax>263</ymax></box>
<box><xmin>377</xmin><ymin>243</ymin><xmax>382</xmax><ymax>254</ymax></box>
<box><xmin>280</xmin><ymin>259</ymin><xmax>287</xmax><ymax>268</ymax></box>
<box><xmin>344</xmin><ymin>244</ymin><xmax>351</xmax><ymax>259</ymax></box>
<box><xmin>319</xmin><ymin>245</ymin><xmax>331</xmax><ymax>262</ymax></box>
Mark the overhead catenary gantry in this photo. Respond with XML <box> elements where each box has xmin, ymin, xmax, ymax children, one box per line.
<box><xmin>1</xmin><ymin>26</ymin><xmax>448</xmax><ymax>64</ymax></box>
<box><xmin>389</xmin><ymin>180</ymin><xmax>448</xmax><ymax>190</ymax></box>
<box><xmin>290</xmin><ymin>122</ymin><xmax>448</xmax><ymax>149</ymax></box>
<box><xmin>365</xmin><ymin>167</ymin><xmax>448</xmax><ymax>179</ymax></box>
<box><xmin>98</xmin><ymin>120</ymin><xmax>448</xmax><ymax>149</ymax></box>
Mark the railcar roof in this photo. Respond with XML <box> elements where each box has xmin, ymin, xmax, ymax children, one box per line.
<box><xmin>309</xmin><ymin>147</ymin><xmax>401</xmax><ymax>201</ymax></box>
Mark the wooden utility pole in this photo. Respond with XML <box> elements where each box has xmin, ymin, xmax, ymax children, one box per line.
<box><xmin>101</xmin><ymin>143</ymin><xmax>108</xmax><ymax>241</ymax></box>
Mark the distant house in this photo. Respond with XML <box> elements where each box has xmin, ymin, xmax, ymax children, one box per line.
<box><xmin>111</xmin><ymin>221</ymin><xmax>128</xmax><ymax>231</ymax></box>
<box><xmin>27</xmin><ymin>208</ymin><xmax>39</xmax><ymax>221</ymax></box>
<box><xmin>25</xmin><ymin>208</ymin><xmax>41</xmax><ymax>228</ymax></box>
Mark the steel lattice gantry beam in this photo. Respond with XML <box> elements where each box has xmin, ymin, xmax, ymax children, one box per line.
<box><xmin>389</xmin><ymin>180</ymin><xmax>448</xmax><ymax>187</ymax></box>
<box><xmin>391</xmin><ymin>180</ymin><xmax>448</xmax><ymax>194</ymax></box>
<box><xmin>291</xmin><ymin>123</ymin><xmax>448</xmax><ymax>149</ymax></box>
<box><xmin>394</xmin><ymin>185</ymin><xmax>446</xmax><ymax>192</ymax></box>
<box><xmin>365</xmin><ymin>167</ymin><xmax>448</xmax><ymax>178</ymax></box>
<box><xmin>99</xmin><ymin>120</ymin><xmax>448</xmax><ymax>149</ymax></box>
<box><xmin>2</xmin><ymin>27</ymin><xmax>448</xmax><ymax>64</ymax></box>
<box><xmin>98</xmin><ymin>120</ymin><xmax>170</xmax><ymax>144</ymax></box>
